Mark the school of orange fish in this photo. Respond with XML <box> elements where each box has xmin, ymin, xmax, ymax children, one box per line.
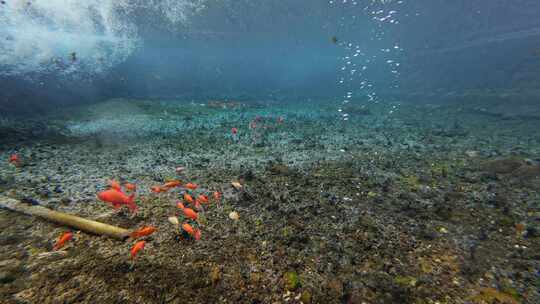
<box><xmin>8</xmin><ymin>152</ymin><xmax>223</xmax><ymax>262</ymax></box>
<box><xmin>101</xmin><ymin>178</ymin><xmax>222</xmax><ymax>260</ymax></box>
<box><xmin>7</xmin><ymin>121</ymin><xmax>289</xmax><ymax>262</ymax></box>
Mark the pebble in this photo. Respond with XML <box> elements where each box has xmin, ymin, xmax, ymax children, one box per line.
<box><xmin>53</xmin><ymin>185</ymin><xmax>63</xmax><ymax>193</ymax></box>
<box><xmin>465</xmin><ymin>150</ymin><xmax>479</xmax><ymax>157</ymax></box>
<box><xmin>229</xmin><ymin>211</ymin><xmax>240</xmax><ymax>221</ymax></box>
<box><xmin>231</xmin><ymin>181</ymin><xmax>242</xmax><ymax>190</ymax></box>
<box><xmin>168</xmin><ymin>216</ymin><xmax>179</xmax><ymax>226</ymax></box>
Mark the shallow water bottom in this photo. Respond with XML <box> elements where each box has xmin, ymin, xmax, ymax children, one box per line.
<box><xmin>0</xmin><ymin>99</ymin><xmax>539</xmax><ymax>303</ymax></box>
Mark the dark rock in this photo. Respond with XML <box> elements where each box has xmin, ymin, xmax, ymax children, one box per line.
<box><xmin>20</xmin><ymin>197</ymin><xmax>40</xmax><ymax>206</ymax></box>
<box><xmin>240</xmin><ymin>170</ymin><xmax>255</xmax><ymax>181</ymax></box>
<box><xmin>0</xmin><ymin>270</ymin><xmax>16</xmax><ymax>284</ymax></box>
<box><xmin>60</xmin><ymin>197</ymin><xmax>72</xmax><ymax>205</ymax></box>
<box><xmin>38</xmin><ymin>188</ymin><xmax>51</xmax><ymax>198</ymax></box>
<box><xmin>53</xmin><ymin>185</ymin><xmax>63</xmax><ymax>193</ymax></box>
<box><xmin>525</xmin><ymin>226</ymin><xmax>538</xmax><ymax>238</ymax></box>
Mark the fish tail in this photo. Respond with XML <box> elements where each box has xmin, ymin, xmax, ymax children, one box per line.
<box><xmin>128</xmin><ymin>193</ymin><xmax>136</xmax><ymax>205</ymax></box>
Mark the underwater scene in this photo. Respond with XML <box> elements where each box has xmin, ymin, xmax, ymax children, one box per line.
<box><xmin>0</xmin><ymin>1</ymin><xmax>539</xmax><ymax>303</ymax></box>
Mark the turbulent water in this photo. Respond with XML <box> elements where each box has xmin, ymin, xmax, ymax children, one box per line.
<box><xmin>0</xmin><ymin>1</ymin><xmax>539</xmax><ymax>304</ymax></box>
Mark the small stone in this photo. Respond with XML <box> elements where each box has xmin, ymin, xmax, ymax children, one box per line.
<box><xmin>60</xmin><ymin>197</ymin><xmax>71</xmax><ymax>205</ymax></box>
<box><xmin>53</xmin><ymin>185</ymin><xmax>63</xmax><ymax>193</ymax></box>
<box><xmin>168</xmin><ymin>216</ymin><xmax>179</xmax><ymax>226</ymax></box>
<box><xmin>229</xmin><ymin>211</ymin><xmax>240</xmax><ymax>221</ymax></box>
<box><xmin>38</xmin><ymin>189</ymin><xmax>50</xmax><ymax>198</ymax></box>
<box><xmin>209</xmin><ymin>266</ymin><xmax>221</xmax><ymax>285</ymax></box>
<box><xmin>231</xmin><ymin>181</ymin><xmax>242</xmax><ymax>190</ymax></box>
<box><xmin>465</xmin><ymin>150</ymin><xmax>479</xmax><ymax>157</ymax></box>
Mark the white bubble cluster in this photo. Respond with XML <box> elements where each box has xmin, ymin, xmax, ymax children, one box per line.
<box><xmin>329</xmin><ymin>0</ymin><xmax>407</xmax><ymax>120</ymax></box>
<box><xmin>0</xmin><ymin>0</ymin><xmax>206</xmax><ymax>78</ymax></box>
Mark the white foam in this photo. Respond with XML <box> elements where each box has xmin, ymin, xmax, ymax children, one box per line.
<box><xmin>0</xmin><ymin>0</ymin><xmax>206</xmax><ymax>78</ymax></box>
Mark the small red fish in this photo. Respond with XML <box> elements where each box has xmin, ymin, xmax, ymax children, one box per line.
<box><xmin>97</xmin><ymin>189</ymin><xmax>137</xmax><ymax>213</ymax></box>
<box><xmin>130</xmin><ymin>240</ymin><xmax>146</xmax><ymax>259</ymax></box>
<box><xmin>197</xmin><ymin>194</ymin><xmax>209</xmax><ymax>204</ymax></box>
<box><xmin>130</xmin><ymin>226</ymin><xmax>157</xmax><ymax>239</ymax></box>
<box><xmin>183</xmin><ymin>193</ymin><xmax>194</xmax><ymax>204</ymax></box>
<box><xmin>8</xmin><ymin>153</ymin><xmax>19</xmax><ymax>164</ymax></box>
<box><xmin>183</xmin><ymin>208</ymin><xmax>198</xmax><ymax>220</ymax></box>
<box><xmin>125</xmin><ymin>183</ymin><xmax>137</xmax><ymax>192</ymax></box>
<box><xmin>151</xmin><ymin>186</ymin><xmax>166</xmax><ymax>193</ymax></box>
<box><xmin>194</xmin><ymin>199</ymin><xmax>202</xmax><ymax>210</ymax></box>
<box><xmin>182</xmin><ymin>223</ymin><xmax>201</xmax><ymax>240</ymax></box>
<box><xmin>184</xmin><ymin>183</ymin><xmax>198</xmax><ymax>190</ymax></box>
<box><xmin>231</xmin><ymin>127</ymin><xmax>238</xmax><ymax>135</ymax></box>
<box><xmin>213</xmin><ymin>191</ymin><xmax>221</xmax><ymax>201</ymax></box>
<box><xmin>109</xmin><ymin>180</ymin><xmax>122</xmax><ymax>191</ymax></box>
<box><xmin>178</xmin><ymin>203</ymin><xmax>198</xmax><ymax>220</ymax></box>
<box><xmin>164</xmin><ymin>180</ymin><xmax>182</xmax><ymax>188</ymax></box>
<box><xmin>53</xmin><ymin>232</ymin><xmax>73</xmax><ymax>250</ymax></box>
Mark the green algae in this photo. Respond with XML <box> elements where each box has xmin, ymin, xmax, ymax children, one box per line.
<box><xmin>283</xmin><ymin>271</ymin><xmax>300</xmax><ymax>291</ymax></box>
<box><xmin>394</xmin><ymin>275</ymin><xmax>418</xmax><ymax>287</ymax></box>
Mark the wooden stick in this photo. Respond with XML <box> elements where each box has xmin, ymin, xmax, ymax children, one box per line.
<box><xmin>0</xmin><ymin>196</ymin><xmax>129</xmax><ymax>240</ymax></box>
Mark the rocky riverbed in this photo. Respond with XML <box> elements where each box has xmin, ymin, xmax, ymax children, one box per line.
<box><xmin>0</xmin><ymin>98</ymin><xmax>539</xmax><ymax>303</ymax></box>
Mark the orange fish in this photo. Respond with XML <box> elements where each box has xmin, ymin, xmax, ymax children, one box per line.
<box><xmin>130</xmin><ymin>226</ymin><xmax>157</xmax><ymax>239</ymax></box>
<box><xmin>125</xmin><ymin>183</ymin><xmax>137</xmax><ymax>192</ymax></box>
<box><xmin>178</xmin><ymin>203</ymin><xmax>198</xmax><ymax>220</ymax></box>
<box><xmin>53</xmin><ymin>231</ymin><xmax>73</xmax><ymax>250</ymax></box>
<box><xmin>194</xmin><ymin>199</ymin><xmax>202</xmax><ymax>210</ymax></box>
<box><xmin>97</xmin><ymin>189</ymin><xmax>137</xmax><ymax>213</ymax></box>
<box><xmin>8</xmin><ymin>153</ymin><xmax>19</xmax><ymax>164</ymax></box>
<box><xmin>182</xmin><ymin>223</ymin><xmax>201</xmax><ymax>240</ymax></box>
<box><xmin>151</xmin><ymin>186</ymin><xmax>166</xmax><ymax>193</ymax></box>
<box><xmin>213</xmin><ymin>191</ymin><xmax>221</xmax><ymax>201</ymax></box>
<box><xmin>197</xmin><ymin>194</ymin><xmax>209</xmax><ymax>204</ymax></box>
<box><xmin>183</xmin><ymin>193</ymin><xmax>194</xmax><ymax>204</ymax></box>
<box><xmin>231</xmin><ymin>127</ymin><xmax>238</xmax><ymax>135</ymax></box>
<box><xmin>184</xmin><ymin>183</ymin><xmax>198</xmax><ymax>190</ymax></box>
<box><xmin>130</xmin><ymin>240</ymin><xmax>146</xmax><ymax>259</ymax></box>
<box><xmin>164</xmin><ymin>180</ymin><xmax>182</xmax><ymax>188</ymax></box>
<box><xmin>109</xmin><ymin>180</ymin><xmax>122</xmax><ymax>191</ymax></box>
